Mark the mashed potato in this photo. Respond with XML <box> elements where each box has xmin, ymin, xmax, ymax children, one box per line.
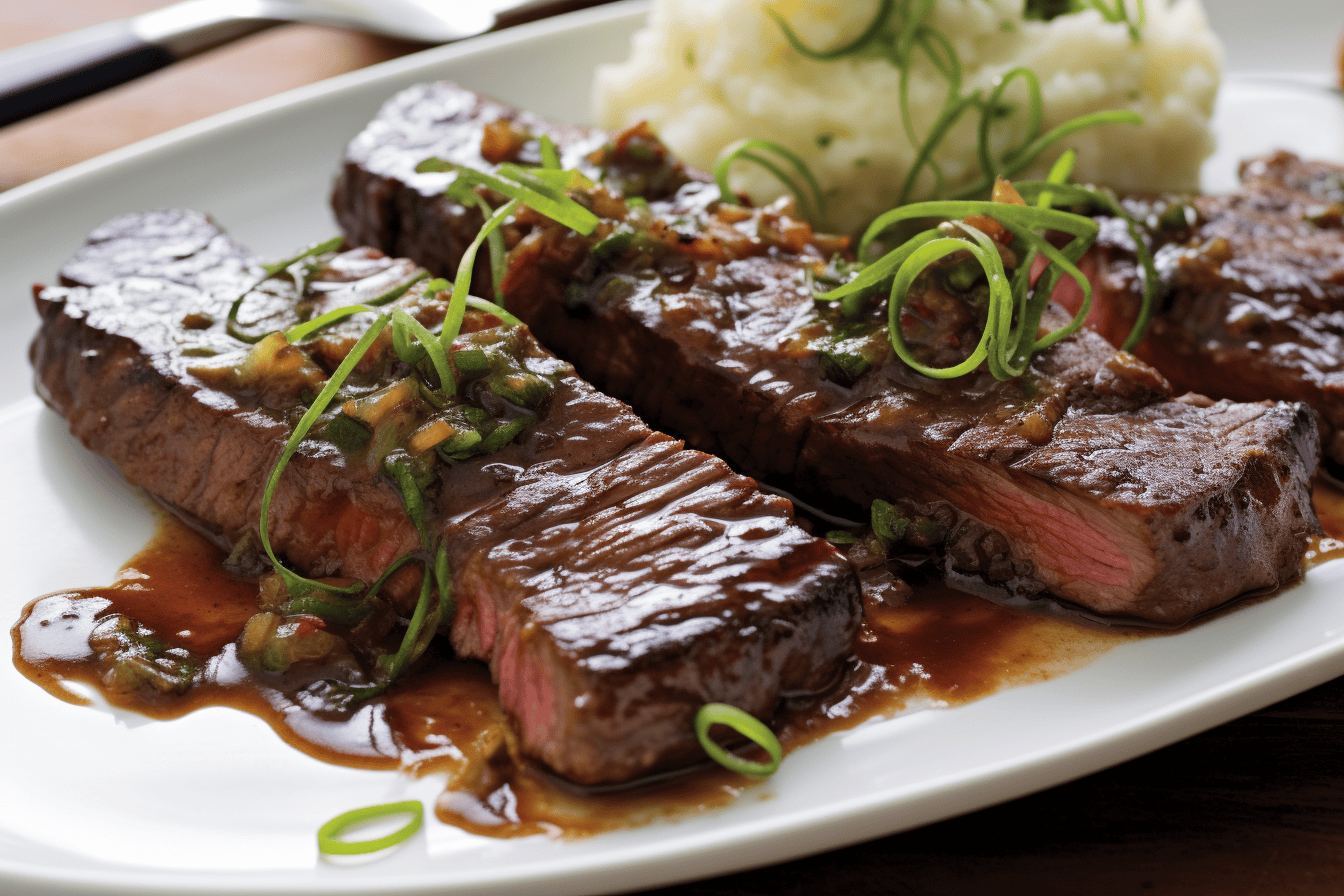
<box><xmin>594</xmin><ymin>0</ymin><xmax>1222</xmax><ymax>234</ymax></box>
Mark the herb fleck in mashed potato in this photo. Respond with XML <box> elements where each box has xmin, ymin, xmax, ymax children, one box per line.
<box><xmin>594</xmin><ymin>0</ymin><xmax>1222</xmax><ymax>234</ymax></box>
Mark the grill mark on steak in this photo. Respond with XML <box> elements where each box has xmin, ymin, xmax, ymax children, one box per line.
<box><xmin>331</xmin><ymin>82</ymin><xmax>1322</xmax><ymax>625</ymax></box>
<box><xmin>29</xmin><ymin>209</ymin><xmax>861</xmax><ymax>785</ymax></box>
<box><xmin>1081</xmin><ymin>151</ymin><xmax>1344</xmax><ymax>464</ymax></box>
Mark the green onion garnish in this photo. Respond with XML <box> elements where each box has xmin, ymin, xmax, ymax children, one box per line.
<box><xmin>415</xmin><ymin>157</ymin><xmax>599</xmax><ymax>237</ymax></box>
<box><xmin>375</xmin><ymin>543</ymin><xmax>450</xmax><ymax>684</ymax></box>
<box><xmin>391</xmin><ymin>308</ymin><xmax>454</xmax><ymax>394</ymax></box>
<box><xmin>317</xmin><ymin>800</ymin><xmax>423</xmax><ymax>856</ymax></box>
<box><xmin>817</xmin><ymin>195</ymin><xmax>1095</xmax><ymax>380</ymax></box>
<box><xmin>713</xmin><ymin>138</ymin><xmax>830</xmax><ymax>229</ymax></box>
<box><xmin>227</xmin><ymin>236</ymin><xmax>344</xmax><ymax>344</ymax></box>
<box><xmin>956</xmin><ymin>66</ymin><xmax>1142</xmax><ymax>202</ymax></box>
<box><xmin>415</xmin><ymin>157</ymin><xmax>600</xmax><ymax>352</ymax></box>
<box><xmin>445</xmin><ymin>185</ymin><xmax>510</xmax><ymax>303</ymax></box>
<box><xmin>258</xmin><ymin>313</ymin><xmax>392</xmax><ymax>599</ymax></box>
<box><xmin>1012</xmin><ymin>178</ymin><xmax>1158</xmax><ymax>352</ymax></box>
<box><xmin>260</xmin><ymin>237</ymin><xmax>346</xmax><ymax>278</ymax></box>
<box><xmin>465</xmin><ymin>296</ymin><xmax>524</xmax><ymax>327</ymax></box>
<box><xmin>241</xmin><ymin>157</ymin><xmax>593</xmax><ymax>705</ymax></box>
<box><xmin>282</xmin><ymin>270</ymin><xmax>429</xmax><ymax>344</ymax></box>
<box><xmin>694</xmin><ymin>703</ymin><xmax>783</xmax><ymax>777</ymax></box>
<box><xmin>763</xmin><ymin>2</ymin><xmax>1145</xmax><ymax>214</ymax></box>
<box><xmin>768</xmin><ymin>0</ymin><xmax>893</xmax><ymax>60</ymax></box>
<box><xmin>814</xmin><ymin>162</ymin><xmax>1158</xmax><ymax>381</ymax></box>
<box><xmin>1030</xmin><ymin>0</ymin><xmax>1145</xmax><ymax>42</ymax></box>
<box><xmin>539</xmin><ymin>133</ymin><xmax>562</xmax><ymax>170</ymax></box>
<box><xmin>442</xmin><ymin>197</ymin><xmax>521</xmax><ymax>360</ymax></box>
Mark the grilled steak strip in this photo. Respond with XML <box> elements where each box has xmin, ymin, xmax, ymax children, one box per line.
<box><xmin>30</xmin><ymin>209</ymin><xmax>861</xmax><ymax>785</ymax></box>
<box><xmin>1080</xmin><ymin>151</ymin><xmax>1344</xmax><ymax>465</ymax></box>
<box><xmin>332</xmin><ymin>82</ymin><xmax>1322</xmax><ymax>625</ymax></box>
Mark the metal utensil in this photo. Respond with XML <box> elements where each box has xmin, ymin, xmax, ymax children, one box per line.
<box><xmin>0</xmin><ymin>0</ymin><xmax>584</xmax><ymax>128</ymax></box>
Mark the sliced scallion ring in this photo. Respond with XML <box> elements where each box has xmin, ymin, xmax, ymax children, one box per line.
<box><xmin>694</xmin><ymin>703</ymin><xmax>783</xmax><ymax>777</ymax></box>
<box><xmin>317</xmin><ymin>800</ymin><xmax>423</xmax><ymax>856</ymax></box>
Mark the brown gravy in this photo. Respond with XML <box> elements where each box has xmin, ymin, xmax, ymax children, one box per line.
<box><xmin>1307</xmin><ymin>475</ymin><xmax>1344</xmax><ymax>564</ymax></box>
<box><xmin>17</xmin><ymin>478</ymin><xmax>1344</xmax><ymax>840</ymax></box>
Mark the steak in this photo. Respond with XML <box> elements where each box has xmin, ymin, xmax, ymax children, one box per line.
<box><xmin>332</xmin><ymin>81</ymin><xmax>1322</xmax><ymax>625</ymax></box>
<box><xmin>1078</xmin><ymin>151</ymin><xmax>1344</xmax><ymax>465</ymax></box>
<box><xmin>29</xmin><ymin>209</ymin><xmax>861</xmax><ymax>785</ymax></box>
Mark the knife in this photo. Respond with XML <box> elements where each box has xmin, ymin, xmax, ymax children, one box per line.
<box><xmin>0</xmin><ymin>0</ymin><xmax>608</xmax><ymax>128</ymax></box>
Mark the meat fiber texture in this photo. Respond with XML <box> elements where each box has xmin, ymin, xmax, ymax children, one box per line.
<box><xmin>29</xmin><ymin>209</ymin><xmax>861</xmax><ymax>785</ymax></box>
<box><xmin>1084</xmin><ymin>152</ymin><xmax>1344</xmax><ymax>467</ymax></box>
<box><xmin>332</xmin><ymin>82</ymin><xmax>1323</xmax><ymax>625</ymax></box>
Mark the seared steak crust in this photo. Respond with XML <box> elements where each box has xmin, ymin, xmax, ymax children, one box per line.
<box><xmin>332</xmin><ymin>82</ymin><xmax>1322</xmax><ymax>625</ymax></box>
<box><xmin>1088</xmin><ymin>151</ymin><xmax>1344</xmax><ymax>463</ymax></box>
<box><xmin>30</xmin><ymin>209</ymin><xmax>861</xmax><ymax>785</ymax></box>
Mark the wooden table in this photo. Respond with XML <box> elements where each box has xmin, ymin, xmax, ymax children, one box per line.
<box><xmin>5</xmin><ymin>4</ymin><xmax>1344</xmax><ymax>895</ymax></box>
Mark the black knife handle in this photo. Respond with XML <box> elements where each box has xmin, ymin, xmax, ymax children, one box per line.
<box><xmin>0</xmin><ymin>21</ymin><xmax>175</xmax><ymax>128</ymax></box>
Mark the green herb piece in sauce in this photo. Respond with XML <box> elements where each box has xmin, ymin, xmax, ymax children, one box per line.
<box><xmin>318</xmin><ymin>801</ymin><xmax>423</xmax><ymax>856</ymax></box>
<box><xmin>695</xmin><ymin>703</ymin><xmax>784</xmax><ymax>777</ymax></box>
<box><xmin>870</xmin><ymin>499</ymin><xmax>910</xmax><ymax>543</ymax></box>
<box><xmin>321</xmin><ymin>414</ymin><xmax>371</xmax><ymax>454</ymax></box>
<box><xmin>88</xmin><ymin>615</ymin><xmax>199</xmax><ymax>695</ymax></box>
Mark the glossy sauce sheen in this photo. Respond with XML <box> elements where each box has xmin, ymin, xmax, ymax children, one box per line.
<box><xmin>31</xmin><ymin>212</ymin><xmax>862</xmax><ymax>788</ymax></box>
<box><xmin>335</xmin><ymin>81</ymin><xmax>1321</xmax><ymax>628</ymax></box>
<box><xmin>18</xmin><ymin>482</ymin><xmax>1344</xmax><ymax>839</ymax></box>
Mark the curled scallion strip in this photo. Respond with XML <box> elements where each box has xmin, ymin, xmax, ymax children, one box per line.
<box><xmin>766</xmin><ymin>3</ymin><xmax>1144</xmax><ymax>212</ymax></box>
<box><xmin>1033</xmin><ymin>149</ymin><xmax>1077</xmax><ymax>212</ymax></box>
<box><xmin>285</xmin><ymin>305</ymin><xmax>370</xmax><ymax>344</ymax></box>
<box><xmin>694</xmin><ymin>703</ymin><xmax>783</xmax><ymax>777</ymax></box>
<box><xmin>713</xmin><ymin>138</ymin><xmax>829</xmax><ymax>229</ymax></box>
<box><xmin>417</xmin><ymin>157</ymin><xmax>600</xmax><ymax>343</ymax></box>
<box><xmin>227</xmin><ymin>236</ymin><xmax>344</xmax><ymax>343</ymax></box>
<box><xmin>1083</xmin><ymin>0</ymin><xmax>1145</xmax><ymax>42</ymax></box>
<box><xmin>956</xmin><ymin>64</ymin><xmax>1142</xmax><ymax>200</ymax></box>
<box><xmin>899</xmin><ymin>92</ymin><xmax>979</xmax><ymax>206</ymax></box>
<box><xmin>283</xmin><ymin>270</ymin><xmax>428</xmax><ymax>344</ymax></box>
<box><xmin>415</xmin><ymin>157</ymin><xmax>600</xmax><ymax>350</ymax></box>
<box><xmin>820</xmin><ymin>195</ymin><xmax>1099</xmax><ymax>381</ymax></box>
<box><xmin>260</xmin><ymin>237</ymin><xmax>346</xmax><ymax>278</ymax></box>
<box><xmin>317</xmin><ymin>800</ymin><xmax>423</xmax><ymax>856</ymax></box>
<box><xmin>1013</xmin><ymin>179</ymin><xmax>1159</xmax><ymax>352</ymax></box>
<box><xmin>768</xmin><ymin>0</ymin><xmax>893</xmax><ymax>60</ymax></box>
<box><xmin>375</xmin><ymin>543</ymin><xmax>451</xmax><ymax>684</ymax></box>
<box><xmin>446</xmin><ymin>184</ymin><xmax>510</xmax><ymax>302</ymax></box>
<box><xmin>366</xmin><ymin>269</ymin><xmax>431</xmax><ymax>308</ymax></box>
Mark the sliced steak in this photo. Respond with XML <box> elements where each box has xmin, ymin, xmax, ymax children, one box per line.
<box><xmin>335</xmin><ymin>82</ymin><xmax>709</xmax><ymax>289</ymax></box>
<box><xmin>1083</xmin><ymin>151</ymin><xmax>1344</xmax><ymax>463</ymax></box>
<box><xmin>332</xmin><ymin>82</ymin><xmax>1322</xmax><ymax>625</ymax></box>
<box><xmin>30</xmin><ymin>209</ymin><xmax>861</xmax><ymax>785</ymax></box>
